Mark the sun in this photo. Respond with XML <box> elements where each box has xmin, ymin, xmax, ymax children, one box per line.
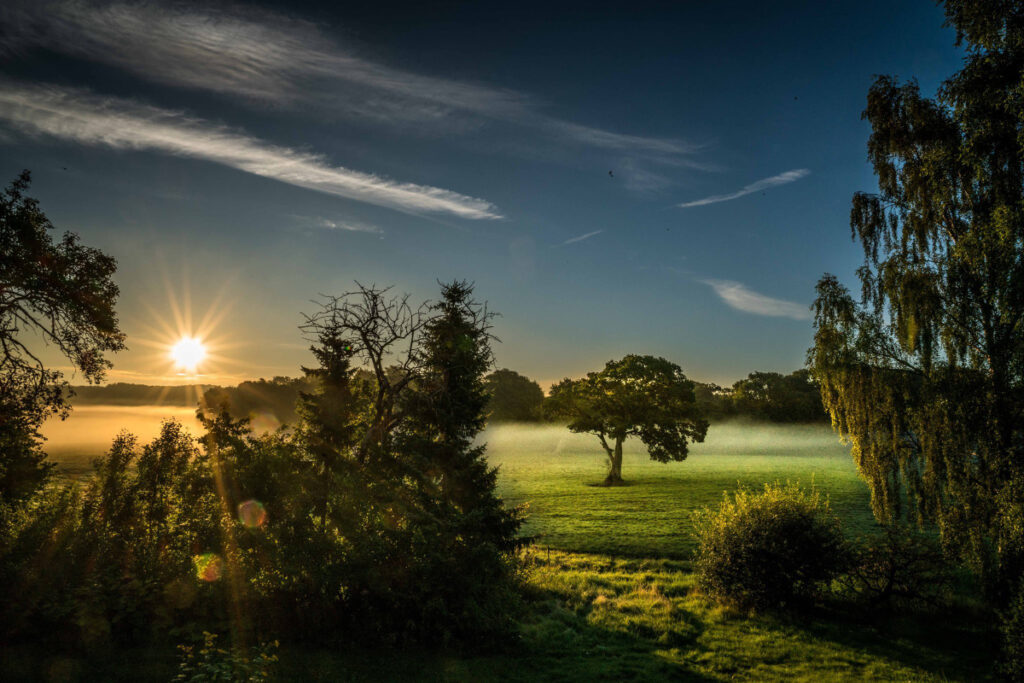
<box><xmin>170</xmin><ymin>336</ymin><xmax>206</xmax><ymax>373</ymax></box>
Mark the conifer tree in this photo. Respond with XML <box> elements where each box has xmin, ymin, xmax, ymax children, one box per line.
<box><xmin>402</xmin><ymin>281</ymin><xmax>521</xmax><ymax>552</ymax></box>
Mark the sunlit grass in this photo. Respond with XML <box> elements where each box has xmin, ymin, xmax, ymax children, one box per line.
<box><xmin>486</xmin><ymin>421</ymin><xmax>874</xmax><ymax>558</ymax></box>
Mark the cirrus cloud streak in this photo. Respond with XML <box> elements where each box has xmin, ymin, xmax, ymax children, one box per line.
<box><xmin>678</xmin><ymin>169</ymin><xmax>810</xmax><ymax>208</ymax></box>
<box><xmin>0</xmin><ymin>0</ymin><xmax>702</xmax><ymax>162</ymax></box>
<box><xmin>0</xmin><ymin>83</ymin><xmax>501</xmax><ymax>219</ymax></box>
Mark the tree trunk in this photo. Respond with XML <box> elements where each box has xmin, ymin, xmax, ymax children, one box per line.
<box><xmin>603</xmin><ymin>438</ymin><xmax>625</xmax><ymax>485</ymax></box>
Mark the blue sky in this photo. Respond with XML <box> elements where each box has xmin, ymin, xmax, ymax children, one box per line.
<box><xmin>0</xmin><ymin>0</ymin><xmax>965</xmax><ymax>387</ymax></box>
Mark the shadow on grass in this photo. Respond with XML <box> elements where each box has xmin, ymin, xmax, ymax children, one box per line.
<box><xmin>795</xmin><ymin>600</ymin><xmax>996</xmax><ymax>681</ymax></box>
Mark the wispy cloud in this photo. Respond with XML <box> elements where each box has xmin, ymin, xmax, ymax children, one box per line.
<box><xmin>616</xmin><ymin>159</ymin><xmax>674</xmax><ymax>193</ymax></box>
<box><xmin>702</xmin><ymin>279</ymin><xmax>811</xmax><ymax>320</ymax></box>
<box><xmin>678</xmin><ymin>169</ymin><xmax>810</xmax><ymax>208</ymax></box>
<box><xmin>0</xmin><ymin>0</ymin><xmax>702</xmax><ymax>162</ymax></box>
<box><xmin>305</xmin><ymin>217</ymin><xmax>382</xmax><ymax>234</ymax></box>
<box><xmin>563</xmin><ymin>230</ymin><xmax>603</xmax><ymax>245</ymax></box>
<box><xmin>0</xmin><ymin>83</ymin><xmax>501</xmax><ymax>219</ymax></box>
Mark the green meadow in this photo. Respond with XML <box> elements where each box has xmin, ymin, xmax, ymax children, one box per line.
<box><xmin>22</xmin><ymin>415</ymin><xmax>994</xmax><ymax>682</ymax></box>
<box><xmin>486</xmin><ymin>421</ymin><xmax>875</xmax><ymax>558</ymax></box>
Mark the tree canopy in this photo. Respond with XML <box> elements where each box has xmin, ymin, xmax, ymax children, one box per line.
<box><xmin>484</xmin><ymin>368</ymin><xmax>545</xmax><ymax>422</ymax></box>
<box><xmin>0</xmin><ymin>171</ymin><xmax>125</xmax><ymax>504</ymax></box>
<box><xmin>809</xmin><ymin>0</ymin><xmax>1024</xmax><ymax>600</ymax></box>
<box><xmin>547</xmin><ymin>354</ymin><xmax>708</xmax><ymax>485</ymax></box>
<box><xmin>730</xmin><ymin>370</ymin><xmax>826</xmax><ymax>423</ymax></box>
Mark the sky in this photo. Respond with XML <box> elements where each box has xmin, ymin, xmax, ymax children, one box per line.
<box><xmin>0</xmin><ymin>0</ymin><xmax>966</xmax><ymax>388</ymax></box>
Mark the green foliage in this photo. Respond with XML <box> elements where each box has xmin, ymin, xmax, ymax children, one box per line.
<box><xmin>1001</xmin><ymin>580</ymin><xmax>1024</xmax><ymax>681</ymax></box>
<box><xmin>174</xmin><ymin>632</ymin><xmax>278</xmax><ymax>683</ymax></box>
<box><xmin>694</xmin><ymin>482</ymin><xmax>850</xmax><ymax>610</ymax></box>
<box><xmin>547</xmin><ymin>355</ymin><xmax>708</xmax><ymax>484</ymax></box>
<box><xmin>1</xmin><ymin>420</ymin><xmax>228</xmax><ymax>646</ymax></box>
<box><xmin>485</xmin><ymin>368</ymin><xmax>545</xmax><ymax>422</ymax></box>
<box><xmin>810</xmin><ymin>0</ymin><xmax>1024</xmax><ymax>600</ymax></box>
<box><xmin>0</xmin><ymin>170</ymin><xmax>125</xmax><ymax>506</ymax></box>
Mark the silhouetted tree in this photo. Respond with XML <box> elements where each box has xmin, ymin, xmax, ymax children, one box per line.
<box><xmin>810</xmin><ymin>0</ymin><xmax>1024</xmax><ymax>602</ymax></box>
<box><xmin>547</xmin><ymin>355</ymin><xmax>708</xmax><ymax>485</ymax></box>
<box><xmin>0</xmin><ymin>171</ymin><xmax>125</xmax><ymax>505</ymax></box>
<box><xmin>403</xmin><ymin>283</ymin><xmax>521</xmax><ymax>539</ymax></box>
<box><xmin>484</xmin><ymin>368</ymin><xmax>545</xmax><ymax>422</ymax></box>
<box><xmin>301</xmin><ymin>284</ymin><xmax>426</xmax><ymax>465</ymax></box>
<box><xmin>396</xmin><ymin>281</ymin><xmax>523</xmax><ymax>640</ymax></box>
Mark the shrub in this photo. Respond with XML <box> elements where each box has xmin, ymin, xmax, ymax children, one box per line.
<box><xmin>694</xmin><ymin>482</ymin><xmax>849</xmax><ymax>610</ymax></box>
<box><xmin>1001</xmin><ymin>581</ymin><xmax>1024</xmax><ymax>682</ymax></box>
<box><xmin>841</xmin><ymin>524</ymin><xmax>952</xmax><ymax>610</ymax></box>
<box><xmin>174</xmin><ymin>632</ymin><xmax>278</xmax><ymax>683</ymax></box>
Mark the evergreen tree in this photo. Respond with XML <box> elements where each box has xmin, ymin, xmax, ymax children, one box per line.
<box><xmin>296</xmin><ymin>331</ymin><xmax>364</xmax><ymax>528</ymax></box>
<box><xmin>403</xmin><ymin>280</ymin><xmax>521</xmax><ymax>550</ymax></box>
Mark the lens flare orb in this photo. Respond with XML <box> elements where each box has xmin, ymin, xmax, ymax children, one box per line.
<box><xmin>237</xmin><ymin>499</ymin><xmax>268</xmax><ymax>528</ymax></box>
<box><xmin>193</xmin><ymin>553</ymin><xmax>224</xmax><ymax>582</ymax></box>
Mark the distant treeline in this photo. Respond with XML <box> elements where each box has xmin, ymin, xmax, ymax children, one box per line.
<box><xmin>693</xmin><ymin>369</ymin><xmax>827</xmax><ymax>422</ymax></box>
<box><xmin>488</xmin><ymin>367</ymin><xmax>828</xmax><ymax>424</ymax></box>
<box><xmin>69</xmin><ymin>367</ymin><xmax>827</xmax><ymax>426</ymax></box>
<box><xmin>199</xmin><ymin>376</ymin><xmax>315</xmax><ymax>428</ymax></box>
<box><xmin>66</xmin><ymin>382</ymin><xmax>215</xmax><ymax>406</ymax></box>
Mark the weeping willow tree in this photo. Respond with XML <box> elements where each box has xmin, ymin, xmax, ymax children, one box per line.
<box><xmin>810</xmin><ymin>0</ymin><xmax>1024</xmax><ymax>599</ymax></box>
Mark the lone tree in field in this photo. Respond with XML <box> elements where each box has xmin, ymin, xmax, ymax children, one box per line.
<box><xmin>547</xmin><ymin>354</ymin><xmax>708</xmax><ymax>485</ymax></box>
<box><xmin>0</xmin><ymin>171</ymin><xmax>125</xmax><ymax>505</ymax></box>
<box><xmin>810</xmin><ymin>0</ymin><xmax>1024</xmax><ymax>601</ymax></box>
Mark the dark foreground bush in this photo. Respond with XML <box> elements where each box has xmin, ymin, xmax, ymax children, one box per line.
<box><xmin>0</xmin><ymin>282</ymin><xmax>524</xmax><ymax>654</ymax></box>
<box><xmin>694</xmin><ymin>482</ymin><xmax>849</xmax><ymax>610</ymax></box>
<box><xmin>1002</xmin><ymin>581</ymin><xmax>1024</xmax><ymax>681</ymax></box>
<box><xmin>841</xmin><ymin>524</ymin><xmax>952</xmax><ymax>610</ymax></box>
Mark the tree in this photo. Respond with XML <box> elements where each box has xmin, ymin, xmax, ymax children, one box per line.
<box><xmin>730</xmin><ymin>369</ymin><xmax>826</xmax><ymax>422</ymax></box>
<box><xmin>0</xmin><ymin>171</ymin><xmax>125</xmax><ymax>505</ymax></box>
<box><xmin>547</xmin><ymin>355</ymin><xmax>708</xmax><ymax>485</ymax></box>
<box><xmin>293</xmin><ymin>281</ymin><xmax>522</xmax><ymax>643</ymax></box>
<box><xmin>300</xmin><ymin>283</ymin><xmax>425</xmax><ymax>465</ymax></box>
<box><xmin>403</xmin><ymin>282</ymin><xmax>521</xmax><ymax>541</ymax></box>
<box><xmin>484</xmin><ymin>368</ymin><xmax>545</xmax><ymax>422</ymax></box>
<box><xmin>693</xmin><ymin>381</ymin><xmax>734</xmax><ymax>420</ymax></box>
<box><xmin>809</xmin><ymin>0</ymin><xmax>1024</xmax><ymax>601</ymax></box>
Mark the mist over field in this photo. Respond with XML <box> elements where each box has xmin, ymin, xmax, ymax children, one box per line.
<box><xmin>42</xmin><ymin>408</ymin><xmax>849</xmax><ymax>473</ymax></box>
<box><xmin>40</xmin><ymin>405</ymin><xmax>204</xmax><ymax>476</ymax></box>
<box><xmin>482</xmin><ymin>420</ymin><xmax>849</xmax><ymax>460</ymax></box>
<box><xmin>41</xmin><ymin>408</ymin><xmax>865</xmax><ymax>555</ymax></box>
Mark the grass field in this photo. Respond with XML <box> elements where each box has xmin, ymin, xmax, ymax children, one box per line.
<box><xmin>487</xmin><ymin>421</ymin><xmax>876</xmax><ymax>558</ymax></box>
<box><xmin>29</xmin><ymin>415</ymin><xmax>995</xmax><ymax>681</ymax></box>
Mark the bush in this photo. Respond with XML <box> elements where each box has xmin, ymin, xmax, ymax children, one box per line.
<box><xmin>841</xmin><ymin>524</ymin><xmax>952</xmax><ymax>610</ymax></box>
<box><xmin>694</xmin><ymin>482</ymin><xmax>849</xmax><ymax>610</ymax></box>
<box><xmin>174</xmin><ymin>632</ymin><xmax>278</xmax><ymax>683</ymax></box>
<box><xmin>1002</xmin><ymin>581</ymin><xmax>1024</xmax><ymax>681</ymax></box>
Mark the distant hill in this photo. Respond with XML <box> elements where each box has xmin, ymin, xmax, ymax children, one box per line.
<box><xmin>67</xmin><ymin>383</ymin><xmax>216</xmax><ymax>407</ymax></box>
